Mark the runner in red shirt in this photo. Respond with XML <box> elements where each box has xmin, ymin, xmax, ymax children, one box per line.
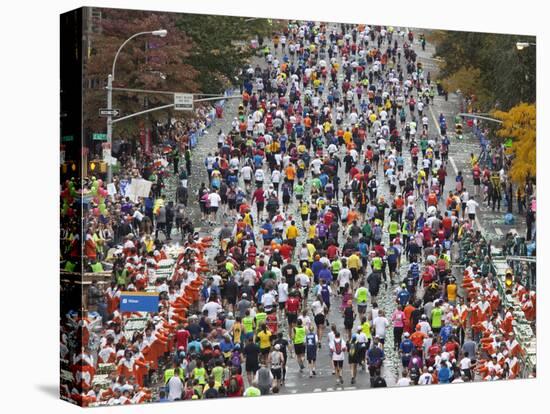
<box><xmin>285</xmin><ymin>292</ymin><xmax>301</xmax><ymax>339</ymax></box>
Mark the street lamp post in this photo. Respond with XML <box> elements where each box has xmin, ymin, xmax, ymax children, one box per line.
<box><xmin>516</xmin><ymin>42</ymin><xmax>536</xmax><ymax>50</ymax></box>
<box><xmin>105</xmin><ymin>29</ymin><xmax>167</xmax><ymax>182</ymax></box>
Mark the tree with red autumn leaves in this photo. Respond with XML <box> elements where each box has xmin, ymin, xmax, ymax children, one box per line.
<box><xmin>83</xmin><ymin>8</ymin><xmax>199</xmax><ymax>138</ymax></box>
<box><xmin>83</xmin><ymin>8</ymin><xmax>276</xmax><ymax>142</ymax></box>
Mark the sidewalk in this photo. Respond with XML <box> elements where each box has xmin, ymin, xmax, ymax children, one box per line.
<box><xmin>415</xmin><ymin>41</ymin><xmax>528</xmax><ymax>245</ymax></box>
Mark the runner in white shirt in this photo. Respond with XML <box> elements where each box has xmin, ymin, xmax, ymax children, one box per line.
<box><xmin>418</xmin><ymin>367</ymin><xmax>433</xmax><ymax>385</ymax></box>
<box><xmin>277</xmin><ymin>279</ymin><xmax>289</xmax><ymax>315</ymax></box>
<box><xmin>271</xmin><ymin>169</ymin><xmax>281</xmax><ymax>189</ymax></box>
<box><xmin>202</xmin><ymin>300</ymin><xmax>222</xmax><ymax>320</ymax></box>
<box><xmin>396</xmin><ymin>372</ymin><xmax>412</xmax><ymax>386</ymax></box>
<box><xmin>208</xmin><ymin>191</ymin><xmax>222</xmax><ymax>223</ymax></box>
<box><xmin>241</xmin><ymin>165</ymin><xmax>253</xmax><ymax>190</ymax></box>
<box><xmin>166</xmin><ymin>372</ymin><xmax>184</xmax><ymax>401</ymax></box>
<box><xmin>337</xmin><ymin>267</ymin><xmax>352</xmax><ymax>293</ymax></box>
<box><xmin>329</xmin><ymin>332</ymin><xmax>347</xmax><ymax>384</ymax></box>
<box><xmin>261</xmin><ymin>290</ymin><xmax>276</xmax><ymax>312</ymax></box>
<box><xmin>460</xmin><ymin>353</ymin><xmax>472</xmax><ymax>380</ymax></box>
<box><xmin>466</xmin><ymin>198</ymin><xmax>479</xmax><ymax>221</ymax></box>
<box><xmin>255</xmin><ymin>168</ymin><xmax>265</xmax><ymax>185</ymax></box>
<box><xmin>417</xmin><ymin>315</ymin><xmax>431</xmax><ymax>334</ymax></box>
<box><xmin>311</xmin><ymin>157</ymin><xmax>323</xmax><ymax>175</ymax></box>
<box><xmin>377</xmin><ymin>138</ymin><xmax>387</xmax><ymax>154</ymax></box>
<box><xmin>372</xmin><ymin>311</ymin><xmax>389</xmax><ymax>343</ymax></box>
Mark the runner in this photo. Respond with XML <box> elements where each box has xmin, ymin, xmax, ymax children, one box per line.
<box><xmin>330</xmin><ymin>331</ymin><xmax>347</xmax><ymax>385</ymax></box>
<box><xmin>305</xmin><ymin>326</ymin><xmax>319</xmax><ymax>378</ymax></box>
<box><xmin>62</xmin><ymin>21</ymin><xmax>535</xmax><ymax>404</ymax></box>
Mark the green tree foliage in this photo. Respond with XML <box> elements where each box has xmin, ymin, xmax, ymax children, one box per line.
<box><xmin>431</xmin><ymin>30</ymin><xmax>535</xmax><ymax>110</ymax></box>
<box><xmin>175</xmin><ymin>14</ymin><xmax>275</xmax><ymax>93</ymax></box>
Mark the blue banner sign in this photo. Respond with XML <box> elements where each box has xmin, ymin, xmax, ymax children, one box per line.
<box><xmin>120</xmin><ymin>291</ymin><xmax>159</xmax><ymax>312</ymax></box>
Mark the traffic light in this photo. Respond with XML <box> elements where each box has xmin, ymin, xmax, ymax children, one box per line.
<box><xmin>504</xmin><ymin>270</ymin><xmax>514</xmax><ymax>294</ymax></box>
<box><xmin>88</xmin><ymin>160</ymin><xmax>107</xmax><ymax>174</ymax></box>
<box><xmin>61</xmin><ymin>162</ymin><xmax>77</xmax><ymax>174</ymax></box>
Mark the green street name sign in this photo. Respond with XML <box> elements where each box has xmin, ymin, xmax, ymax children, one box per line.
<box><xmin>93</xmin><ymin>133</ymin><xmax>107</xmax><ymax>141</ymax></box>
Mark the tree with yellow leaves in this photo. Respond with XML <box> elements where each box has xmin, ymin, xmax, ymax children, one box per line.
<box><xmin>493</xmin><ymin>103</ymin><xmax>536</xmax><ymax>183</ymax></box>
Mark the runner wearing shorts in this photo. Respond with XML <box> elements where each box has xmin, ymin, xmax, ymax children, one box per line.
<box><xmin>285</xmin><ymin>292</ymin><xmax>300</xmax><ymax>340</ymax></box>
<box><xmin>293</xmin><ymin>320</ymin><xmax>306</xmax><ymax>371</ymax></box>
<box><xmin>305</xmin><ymin>327</ymin><xmax>318</xmax><ymax>378</ymax></box>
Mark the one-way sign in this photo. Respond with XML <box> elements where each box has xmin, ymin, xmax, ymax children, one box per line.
<box><xmin>99</xmin><ymin>108</ymin><xmax>120</xmax><ymax>117</ymax></box>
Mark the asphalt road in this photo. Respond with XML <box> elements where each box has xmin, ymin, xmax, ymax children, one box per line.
<box><xmin>157</xmin><ymin>25</ymin><xmax>517</xmax><ymax>394</ymax></box>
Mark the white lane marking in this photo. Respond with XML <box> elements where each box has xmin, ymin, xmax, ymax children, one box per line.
<box><xmin>428</xmin><ymin>102</ymin><xmax>442</xmax><ymax>136</ymax></box>
<box><xmin>429</xmin><ymin>98</ymin><xmax>486</xmax><ymax>234</ymax></box>
<box><xmin>448</xmin><ymin>155</ymin><xmax>459</xmax><ymax>175</ymax></box>
<box><xmin>313</xmin><ymin>388</ymin><xmax>322</xmax><ymax>393</ymax></box>
<box><xmin>326</xmin><ymin>387</ymin><xmax>334</xmax><ymax>392</ymax></box>
<box><xmin>495</xmin><ymin>228</ymin><xmax>503</xmax><ymax>236</ymax></box>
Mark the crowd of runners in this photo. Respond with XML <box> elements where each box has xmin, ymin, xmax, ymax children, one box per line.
<box><xmin>60</xmin><ymin>20</ymin><xmax>536</xmax><ymax>406</ymax></box>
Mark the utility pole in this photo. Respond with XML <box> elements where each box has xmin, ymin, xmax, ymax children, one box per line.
<box><xmin>105</xmin><ymin>29</ymin><xmax>167</xmax><ymax>182</ymax></box>
<box><xmin>106</xmin><ymin>74</ymin><xmax>113</xmax><ymax>182</ymax></box>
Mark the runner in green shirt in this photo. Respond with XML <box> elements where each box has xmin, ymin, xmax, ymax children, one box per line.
<box><xmin>331</xmin><ymin>258</ymin><xmax>342</xmax><ymax>282</ymax></box>
<box><xmin>164</xmin><ymin>366</ymin><xmax>184</xmax><ymax>384</ymax></box>
<box><xmin>311</xmin><ymin>177</ymin><xmax>322</xmax><ymax>191</ymax></box>
<box><xmin>242</xmin><ymin>310</ymin><xmax>255</xmax><ymax>340</ymax></box>
<box><xmin>361</xmin><ymin>316</ymin><xmax>372</xmax><ymax>340</ymax></box>
<box><xmin>192</xmin><ymin>361</ymin><xmax>207</xmax><ymax>385</ymax></box>
<box><xmin>388</xmin><ymin>220</ymin><xmax>400</xmax><ymax>240</ymax></box>
<box><xmin>255</xmin><ymin>308</ymin><xmax>267</xmax><ymax>332</ymax></box>
<box><xmin>293</xmin><ymin>320</ymin><xmax>306</xmax><ymax>371</ymax></box>
<box><xmin>355</xmin><ymin>280</ymin><xmax>369</xmax><ymax>316</ymax></box>
<box><xmin>243</xmin><ymin>386</ymin><xmax>262</xmax><ymax>397</ymax></box>
<box><xmin>262</xmin><ymin>269</ymin><xmax>276</xmax><ymax>282</ymax></box>
<box><xmin>431</xmin><ymin>302</ymin><xmax>443</xmax><ymax>334</ymax></box>
<box><xmin>362</xmin><ymin>222</ymin><xmax>372</xmax><ymax>241</ymax></box>
<box><xmin>401</xmin><ymin>220</ymin><xmax>410</xmax><ymax>238</ymax></box>
<box><xmin>294</xmin><ymin>182</ymin><xmax>305</xmax><ymax>200</ymax></box>
<box><xmin>371</xmin><ymin>256</ymin><xmax>383</xmax><ymax>272</ymax></box>
<box><xmin>420</xmin><ymin>137</ymin><xmax>429</xmax><ymax>154</ymax></box>
<box><xmin>211</xmin><ymin>361</ymin><xmax>224</xmax><ymax>385</ymax></box>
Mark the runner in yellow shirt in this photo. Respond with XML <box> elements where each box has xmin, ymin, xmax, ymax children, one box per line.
<box><xmin>347</xmin><ymin>252</ymin><xmax>361</xmax><ymax>288</ymax></box>
<box><xmin>286</xmin><ymin>221</ymin><xmax>299</xmax><ymax>247</ymax></box>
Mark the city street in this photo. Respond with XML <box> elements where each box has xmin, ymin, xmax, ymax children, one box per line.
<box><xmin>62</xmin><ymin>16</ymin><xmax>537</xmax><ymax>406</ymax></box>
<box><xmin>155</xmin><ymin>27</ymin><xmax>527</xmax><ymax>392</ymax></box>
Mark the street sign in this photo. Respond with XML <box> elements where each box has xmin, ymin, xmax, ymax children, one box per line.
<box><xmin>99</xmin><ymin>108</ymin><xmax>120</xmax><ymax>117</ymax></box>
<box><xmin>174</xmin><ymin>93</ymin><xmax>193</xmax><ymax>111</ymax></box>
<box><xmin>93</xmin><ymin>133</ymin><xmax>107</xmax><ymax>141</ymax></box>
<box><xmin>119</xmin><ymin>291</ymin><xmax>159</xmax><ymax>312</ymax></box>
<box><xmin>62</xmin><ymin>135</ymin><xmax>74</xmax><ymax>142</ymax></box>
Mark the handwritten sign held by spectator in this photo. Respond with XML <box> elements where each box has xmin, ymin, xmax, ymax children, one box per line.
<box><xmin>129</xmin><ymin>178</ymin><xmax>153</xmax><ymax>198</ymax></box>
<box><xmin>107</xmin><ymin>183</ymin><xmax>117</xmax><ymax>196</ymax></box>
